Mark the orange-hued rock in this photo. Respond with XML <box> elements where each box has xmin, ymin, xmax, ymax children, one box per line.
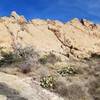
<box><xmin>0</xmin><ymin>12</ymin><xmax>100</xmax><ymax>59</ymax></box>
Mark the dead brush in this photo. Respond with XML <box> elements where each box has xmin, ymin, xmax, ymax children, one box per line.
<box><xmin>1</xmin><ymin>25</ymin><xmax>39</xmax><ymax>73</ymax></box>
<box><xmin>16</xmin><ymin>46</ymin><xmax>39</xmax><ymax>73</ymax></box>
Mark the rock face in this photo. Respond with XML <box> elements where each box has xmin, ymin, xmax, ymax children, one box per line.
<box><xmin>0</xmin><ymin>12</ymin><xmax>100</xmax><ymax>59</ymax></box>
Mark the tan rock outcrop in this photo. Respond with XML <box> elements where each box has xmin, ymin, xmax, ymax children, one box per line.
<box><xmin>0</xmin><ymin>12</ymin><xmax>100</xmax><ymax>59</ymax></box>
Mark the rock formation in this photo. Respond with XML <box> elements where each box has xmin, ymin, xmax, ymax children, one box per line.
<box><xmin>0</xmin><ymin>12</ymin><xmax>100</xmax><ymax>59</ymax></box>
<box><xmin>0</xmin><ymin>12</ymin><xmax>100</xmax><ymax>100</ymax></box>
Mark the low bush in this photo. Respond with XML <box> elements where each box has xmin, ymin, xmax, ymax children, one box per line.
<box><xmin>57</xmin><ymin>66</ymin><xmax>78</xmax><ymax>76</ymax></box>
<box><xmin>15</xmin><ymin>46</ymin><xmax>39</xmax><ymax>73</ymax></box>
<box><xmin>40</xmin><ymin>75</ymin><xmax>55</xmax><ymax>89</ymax></box>
<box><xmin>39</xmin><ymin>52</ymin><xmax>61</xmax><ymax>65</ymax></box>
<box><xmin>0</xmin><ymin>46</ymin><xmax>38</xmax><ymax>74</ymax></box>
<box><xmin>38</xmin><ymin>55</ymin><xmax>47</xmax><ymax>64</ymax></box>
<box><xmin>0</xmin><ymin>51</ymin><xmax>21</xmax><ymax>67</ymax></box>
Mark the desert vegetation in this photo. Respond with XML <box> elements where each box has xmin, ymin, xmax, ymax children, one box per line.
<box><xmin>0</xmin><ymin>12</ymin><xmax>100</xmax><ymax>100</ymax></box>
<box><xmin>0</xmin><ymin>48</ymin><xmax>21</xmax><ymax>67</ymax></box>
<box><xmin>40</xmin><ymin>75</ymin><xmax>56</xmax><ymax>89</ymax></box>
<box><xmin>57</xmin><ymin>65</ymin><xmax>78</xmax><ymax>76</ymax></box>
<box><xmin>38</xmin><ymin>52</ymin><xmax>61</xmax><ymax>65</ymax></box>
<box><xmin>0</xmin><ymin>46</ymin><xmax>39</xmax><ymax>74</ymax></box>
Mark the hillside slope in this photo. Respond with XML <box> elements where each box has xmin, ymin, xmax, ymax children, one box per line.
<box><xmin>0</xmin><ymin>12</ymin><xmax>100</xmax><ymax>100</ymax></box>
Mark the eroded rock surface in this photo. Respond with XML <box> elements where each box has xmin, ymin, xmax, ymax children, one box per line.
<box><xmin>0</xmin><ymin>12</ymin><xmax>100</xmax><ymax>59</ymax></box>
<box><xmin>0</xmin><ymin>12</ymin><xmax>100</xmax><ymax>100</ymax></box>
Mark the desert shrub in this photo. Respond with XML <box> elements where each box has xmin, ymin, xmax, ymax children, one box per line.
<box><xmin>38</xmin><ymin>55</ymin><xmax>47</xmax><ymax>64</ymax></box>
<box><xmin>0</xmin><ymin>51</ymin><xmax>21</xmax><ymax>67</ymax></box>
<box><xmin>57</xmin><ymin>66</ymin><xmax>78</xmax><ymax>76</ymax></box>
<box><xmin>0</xmin><ymin>46</ymin><xmax>38</xmax><ymax>74</ymax></box>
<box><xmin>39</xmin><ymin>52</ymin><xmax>61</xmax><ymax>64</ymax></box>
<box><xmin>15</xmin><ymin>46</ymin><xmax>38</xmax><ymax>61</ymax></box>
<box><xmin>15</xmin><ymin>46</ymin><xmax>39</xmax><ymax>73</ymax></box>
<box><xmin>40</xmin><ymin>75</ymin><xmax>56</xmax><ymax>89</ymax></box>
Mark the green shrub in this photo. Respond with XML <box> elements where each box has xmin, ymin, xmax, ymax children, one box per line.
<box><xmin>38</xmin><ymin>55</ymin><xmax>47</xmax><ymax>64</ymax></box>
<box><xmin>40</xmin><ymin>76</ymin><xmax>55</xmax><ymax>89</ymax></box>
<box><xmin>0</xmin><ymin>51</ymin><xmax>21</xmax><ymax>66</ymax></box>
<box><xmin>39</xmin><ymin>52</ymin><xmax>61</xmax><ymax>64</ymax></box>
<box><xmin>57</xmin><ymin>66</ymin><xmax>78</xmax><ymax>76</ymax></box>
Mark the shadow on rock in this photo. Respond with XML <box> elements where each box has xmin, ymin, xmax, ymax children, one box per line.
<box><xmin>0</xmin><ymin>82</ymin><xmax>27</xmax><ymax>100</ymax></box>
<box><xmin>88</xmin><ymin>78</ymin><xmax>100</xmax><ymax>100</ymax></box>
<box><xmin>53</xmin><ymin>81</ymin><xmax>90</xmax><ymax>100</ymax></box>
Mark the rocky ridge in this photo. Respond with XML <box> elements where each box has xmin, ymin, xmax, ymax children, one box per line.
<box><xmin>0</xmin><ymin>11</ymin><xmax>100</xmax><ymax>100</ymax></box>
<box><xmin>0</xmin><ymin>11</ymin><xmax>100</xmax><ymax>59</ymax></box>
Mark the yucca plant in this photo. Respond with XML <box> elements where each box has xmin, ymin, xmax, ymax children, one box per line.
<box><xmin>40</xmin><ymin>76</ymin><xmax>55</xmax><ymax>89</ymax></box>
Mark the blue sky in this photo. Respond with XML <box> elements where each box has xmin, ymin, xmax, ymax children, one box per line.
<box><xmin>0</xmin><ymin>0</ymin><xmax>100</xmax><ymax>23</ymax></box>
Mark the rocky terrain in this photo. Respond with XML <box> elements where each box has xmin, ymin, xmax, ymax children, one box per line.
<box><xmin>0</xmin><ymin>11</ymin><xmax>100</xmax><ymax>100</ymax></box>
